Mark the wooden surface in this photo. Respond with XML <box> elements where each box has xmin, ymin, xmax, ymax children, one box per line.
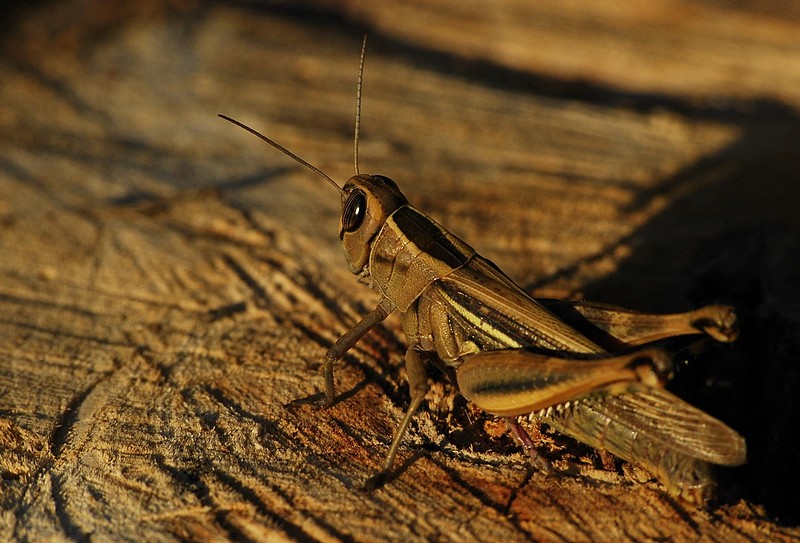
<box><xmin>1</xmin><ymin>1</ymin><xmax>799</xmax><ymax>541</ymax></box>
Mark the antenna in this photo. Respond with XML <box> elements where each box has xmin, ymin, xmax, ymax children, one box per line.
<box><xmin>353</xmin><ymin>35</ymin><xmax>367</xmax><ymax>176</ymax></box>
<box><xmin>218</xmin><ymin>114</ymin><xmax>342</xmax><ymax>193</ymax></box>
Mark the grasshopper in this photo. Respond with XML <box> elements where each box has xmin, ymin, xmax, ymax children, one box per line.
<box><xmin>220</xmin><ymin>38</ymin><xmax>745</xmax><ymax>505</ymax></box>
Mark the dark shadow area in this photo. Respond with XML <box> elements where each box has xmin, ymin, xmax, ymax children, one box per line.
<box><xmin>575</xmin><ymin>113</ymin><xmax>800</xmax><ymax>524</ymax></box>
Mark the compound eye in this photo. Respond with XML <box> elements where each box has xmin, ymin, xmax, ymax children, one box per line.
<box><xmin>342</xmin><ymin>190</ymin><xmax>367</xmax><ymax>233</ymax></box>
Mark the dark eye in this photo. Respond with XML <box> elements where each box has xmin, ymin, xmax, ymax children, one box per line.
<box><xmin>342</xmin><ymin>190</ymin><xmax>367</xmax><ymax>233</ymax></box>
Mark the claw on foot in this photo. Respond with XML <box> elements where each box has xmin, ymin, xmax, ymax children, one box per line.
<box><xmin>694</xmin><ymin>305</ymin><xmax>739</xmax><ymax>343</ymax></box>
<box><xmin>505</xmin><ymin>418</ymin><xmax>554</xmax><ymax>475</ymax></box>
<box><xmin>363</xmin><ymin>471</ymin><xmax>390</xmax><ymax>491</ymax></box>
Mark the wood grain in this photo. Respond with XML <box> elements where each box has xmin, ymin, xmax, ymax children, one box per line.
<box><xmin>1</xmin><ymin>1</ymin><xmax>799</xmax><ymax>541</ymax></box>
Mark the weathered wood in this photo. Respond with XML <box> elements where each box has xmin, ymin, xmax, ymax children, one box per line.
<box><xmin>329</xmin><ymin>0</ymin><xmax>800</xmax><ymax>109</ymax></box>
<box><xmin>1</xmin><ymin>1</ymin><xmax>799</xmax><ymax>541</ymax></box>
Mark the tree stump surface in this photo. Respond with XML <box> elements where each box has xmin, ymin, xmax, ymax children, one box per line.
<box><xmin>1</xmin><ymin>1</ymin><xmax>799</xmax><ymax>541</ymax></box>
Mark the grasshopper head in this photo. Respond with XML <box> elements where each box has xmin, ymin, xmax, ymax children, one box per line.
<box><xmin>339</xmin><ymin>174</ymin><xmax>408</xmax><ymax>276</ymax></box>
<box><xmin>215</xmin><ymin>116</ymin><xmax>408</xmax><ymax>278</ymax></box>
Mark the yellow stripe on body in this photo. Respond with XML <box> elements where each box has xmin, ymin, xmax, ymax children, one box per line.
<box><xmin>438</xmin><ymin>288</ymin><xmax>523</xmax><ymax>349</ymax></box>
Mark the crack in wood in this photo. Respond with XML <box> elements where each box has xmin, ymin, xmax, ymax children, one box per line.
<box><xmin>206</xmin><ymin>301</ymin><xmax>248</xmax><ymax>322</ymax></box>
<box><xmin>49</xmin><ymin>367</ymin><xmax>119</xmax><ymax>458</ymax></box>
<box><xmin>221</xmin><ymin>252</ymin><xmax>274</xmax><ymax>313</ymax></box>
<box><xmin>50</xmin><ymin>472</ymin><xmax>93</xmax><ymax>543</ymax></box>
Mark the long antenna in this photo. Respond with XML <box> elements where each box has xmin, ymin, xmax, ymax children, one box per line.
<box><xmin>353</xmin><ymin>35</ymin><xmax>368</xmax><ymax>176</ymax></box>
<box><xmin>218</xmin><ymin>114</ymin><xmax>342</xmax><ymax>193</ymax></box>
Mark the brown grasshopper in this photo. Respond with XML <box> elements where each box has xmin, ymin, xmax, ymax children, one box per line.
<box><xmin>220</xmin><ymin>38</ymin><xmax>745</xmax><ymax>505</ymax></box>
